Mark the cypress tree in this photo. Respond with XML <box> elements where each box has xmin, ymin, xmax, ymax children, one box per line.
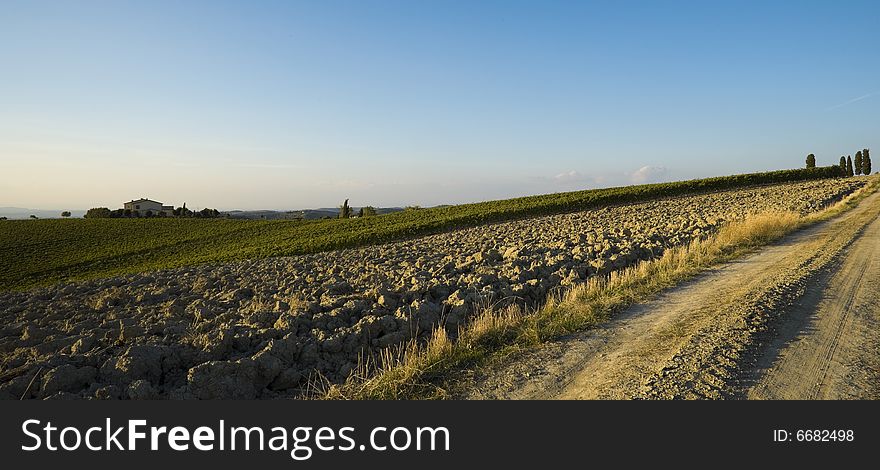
<box><xmin>806</xmin><ymin>153</ymin><xmax>816</xmax><ymax>168</ymax></box>
<box><xmin>854</xmin><ymin>150</ymin><xmax>863</xmax><ymax>175</ymax></box>
<box><xmin>847</xmin><ymin>155</ymin><xmax>854</xmax><ymax>176</ymax></box>
<box><xmin>840</xmin><ymin>156</ymin><xmax>847</xmax><ymax>174</ymax></box>
<box><xmin>338</xmin><ymin>199</ymin><xmax>351</xmax><ymax>219</ymax></box>
<box><xmin>864</xmin><ymin>149</ymin><xmax>872</xmax><ymax>174</ymax></box>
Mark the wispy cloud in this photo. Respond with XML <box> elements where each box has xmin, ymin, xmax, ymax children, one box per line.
<box><xmin>553</xmin><ymin>170</ymin><xmax>589</xmax><ymax>183</ymax></box>
<box><xmin>545</xmin><ymin>170</ymin><xmax>607</xmax><ymax>187</ymax></box>
<box><xmin>826</xmin><ymin>92</ymin><xmax>879</xmax><ymax>111</ymax></box>
<box><xmin>630</xmin><ymin>166</ymin><xmax>669</xmax><ymax>184</ymax></box>
<box><xmin>233</xmin><ymin>162</ymin><xmax>302</xmax><ymax>170</ymax></box>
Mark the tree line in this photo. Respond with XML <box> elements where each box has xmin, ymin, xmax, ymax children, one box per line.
<box><xmin>84</xmin><ymin>204</ymin><xmax>223</xmax><ymax>219</ymax></box>
<box><xmin>336</xmin><ymin>199</ymin><xmax>379</xmax><ymax>219</ymax></box>
<box><xmin>807</xmin><ymin>149</ymin><xmax>872</xmax><ymax>176</ymax></box>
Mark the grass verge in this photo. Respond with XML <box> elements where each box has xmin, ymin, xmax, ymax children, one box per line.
<box><xmin>320</xmin><ymin>176</ymin><xmax>880</xmax><ymax>400</ymax></box>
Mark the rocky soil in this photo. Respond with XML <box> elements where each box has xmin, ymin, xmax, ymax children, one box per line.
<box><xmin>0</xmin><ymin>178</ymin><xmax>866</xmax><ymax>399</ymax></box>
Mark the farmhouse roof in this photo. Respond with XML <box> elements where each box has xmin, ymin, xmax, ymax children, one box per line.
<box><xmin>128</xmin><ymin>198</ymin><xmax>164</xmax><ymax>204</ymax></box>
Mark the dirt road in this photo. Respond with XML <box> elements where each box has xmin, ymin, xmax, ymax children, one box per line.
<box><xmin>744</xmin><ymin>206</ymin><xmax>880</xmax><ymax>399</ymax></box>
<box><xmin>463</xmin><ymin>191</ymin><xmax>880</xmax><ymax>400</ymax></box>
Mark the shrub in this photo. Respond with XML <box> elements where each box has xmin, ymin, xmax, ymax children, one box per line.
<box><xmin>85</xmin><ymin>208</ymin><xmax>113</xmax><ymax>219</ymax></box>
<box><xmin>61</xmin><ymin>211</ymin><xmax>71</xmax><ymax>218</ymax></box>
<box><xmin>806</xmin><ymin>154</ymin><xmax>816</xmax><ymax>168</ymax></box>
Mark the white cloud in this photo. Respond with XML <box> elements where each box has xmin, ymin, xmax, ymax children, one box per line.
<box><xmin>630</xmin><ymin>166</ymin><xmax>669</xmax><ymax>184</ymax></box>
<box><xmin>554</xmin><ymin>170</ymin><xmax>588</xmax><ymax>183</ymax></box>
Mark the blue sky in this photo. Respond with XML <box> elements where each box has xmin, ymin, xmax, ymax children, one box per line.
<box><xmin>1</xmin><ymin>0</ymin><xmax>877</xmax><ymax>210</ymax></box>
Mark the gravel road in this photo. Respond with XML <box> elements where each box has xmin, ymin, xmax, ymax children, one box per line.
<box><xmin>744</xmin><ymin>199</ymin><xmax>880</xmax><ymax>399</ymax></box>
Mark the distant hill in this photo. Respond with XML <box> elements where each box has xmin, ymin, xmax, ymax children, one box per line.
<box><xmin>0</xmin><ymin>206</ymin><xmax>405</xmax><ymax>220</ymax></box>
<box><xmin>224</xmin><ymin>207</ymin><xmax>404</xmax><ymax>220</ymax></box>
<box><xmin>0</xmin><ymin>207</ymin><xmax>86</xmax><ymax>220</ymax></box>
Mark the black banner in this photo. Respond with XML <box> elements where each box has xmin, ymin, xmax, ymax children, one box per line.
<box><xmin>1</xmin><ymin>401</ymin><xmax>875</xmax><ymax>466</ymax></box>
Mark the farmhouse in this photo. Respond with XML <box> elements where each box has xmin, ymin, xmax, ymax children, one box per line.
<box><xmin>123</xmin><ymin>198</ymin><xmax>174</xmax><ymax>216</ymax></box>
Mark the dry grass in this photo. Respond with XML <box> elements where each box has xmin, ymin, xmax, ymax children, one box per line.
<box><xmin>320</xmin><ymin>177</ymin><xmax>879</xmax><ymax>400</ymax></box>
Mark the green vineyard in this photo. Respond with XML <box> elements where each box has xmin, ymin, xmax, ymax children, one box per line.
<box><xmin>0</xmin><ymin>166</ymin><xmax>844</xmax><ymax>291</ymax></box>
